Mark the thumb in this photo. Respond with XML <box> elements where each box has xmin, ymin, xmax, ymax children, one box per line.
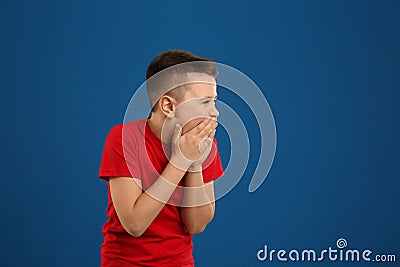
<box><xmin>173</xmin><ymin>124</ymin><xmax>182</xmax><ymax>143</ymax></box>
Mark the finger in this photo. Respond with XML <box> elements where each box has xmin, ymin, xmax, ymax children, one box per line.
<box><xmin>196</xmin><ymin>120</ymin><xmax>216</xmax><ymax>139</ymax></box>
<box><xmin>208</xmin><ymin>128</ymin><xmax>216</xmax><ymax>140</ymax></box>
<box><xmin>205</xmin><ymin>126</ymin><xmax>213</xmax><ymax>138</ymax></box>
<box><xmin>190</xmin><ymin>118</ymin><xmax>211</xmax><ymax>136</ymax></box>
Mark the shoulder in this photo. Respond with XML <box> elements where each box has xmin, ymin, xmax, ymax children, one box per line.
<box><xmin>108</xmin><ymin>123</ymin><xmax>123</xmax><ymax>137</ymax></box>
<box><xmin>106</xmin><ymin>119</ymin><xmax>147</xmax><ymax>140</ymax></box>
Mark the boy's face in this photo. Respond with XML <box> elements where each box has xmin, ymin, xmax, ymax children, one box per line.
<box><xmin>174</xmin><ymin>82</ymin><xmax>219</xmax><ymax>134</ymax></box>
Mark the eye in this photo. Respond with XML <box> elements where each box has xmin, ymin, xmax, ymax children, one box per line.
<box><xmin>202</xmin><ymin>99</ymin><xmax>211</xmax><ymax>104</ymax></box>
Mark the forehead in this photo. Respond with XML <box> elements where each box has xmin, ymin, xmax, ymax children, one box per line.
<box><xmin>183</xmin><ymin>82</ymin><xmax>217</xmax><ymax>98</ymax></box>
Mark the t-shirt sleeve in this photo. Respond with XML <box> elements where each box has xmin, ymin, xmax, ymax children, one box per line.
<box><xmin>98</xmin><ymin>124</ymin><xmax>140</xmax><ymax>181</ymax></box>
<box><xmin>202</xmin><ymin>139</ymin><xmax>225</xmax><ymax>184</ymax></box>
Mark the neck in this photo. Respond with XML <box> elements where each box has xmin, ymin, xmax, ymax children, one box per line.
<box><xmin>148</xmin><ymin>112</ymin><xmax>175</xmax><ymax>144</ymax></box>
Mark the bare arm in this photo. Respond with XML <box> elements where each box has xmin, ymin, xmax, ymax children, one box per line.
<box><xmin>181</xmin><ymin>171</ymin><xmax>215</xmax><ymax>234</ymax></box>
<box><xmin>181</xmin><ymin>121</ymin><xmax>218</xmax><ymax>234</ymax></box>
<box><xmin>110</xmin><ymin>163</ymin><xmax>186</xmax><ymax>237</ymax></box>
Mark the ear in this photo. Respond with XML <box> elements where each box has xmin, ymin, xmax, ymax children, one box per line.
<box><xmin>159</xmin><ymin>95</ymin><xmax>176</xmax><ymax>118</ymax></box>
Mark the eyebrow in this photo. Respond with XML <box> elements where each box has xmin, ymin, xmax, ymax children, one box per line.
<box><xmin>200</xmin><ymin>95</ymin><xmax>218</xmax><ymax>99</ymax></box>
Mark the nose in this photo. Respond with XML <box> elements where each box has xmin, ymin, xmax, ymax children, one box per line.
<box><xmin>209</xmin><ymin>104</ymin><xmax>219</xmax><ymax>119</ymax></box>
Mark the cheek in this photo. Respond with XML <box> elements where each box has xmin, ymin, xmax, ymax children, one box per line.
<box><xmin>176</xmin><ymin>106</ymin><xmax>209</xmax><ymax>134</ymax></box>
<box><xmin>175</xmin><ymin>104</ymin><xmax>208</xmax><ymax>124</ymax></box>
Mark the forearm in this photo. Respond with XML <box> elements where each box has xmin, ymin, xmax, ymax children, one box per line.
<box><xmin>181</xmin><ymin>171</ymin><xmax>215</xmax><ymax>234</ymax></box>
<box><xmin>128</xmin><ymin>163</ymin><xmax>186</xmax><ymax>236</ymax></box>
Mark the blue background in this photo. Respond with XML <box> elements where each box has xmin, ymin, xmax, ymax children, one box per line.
<box><xmin>1</xmin><ymin>0</ymin><xmax>399</xmax><ymax>266</ymax></box>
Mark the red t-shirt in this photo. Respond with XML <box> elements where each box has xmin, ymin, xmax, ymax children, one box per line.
<box><xmin>98</xmin><ymin>119</ymin><xmax>224</xmax><ymax>267</ymax></box>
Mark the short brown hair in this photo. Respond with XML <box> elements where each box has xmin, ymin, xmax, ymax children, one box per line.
<box><xmin>146</xmin><ymin>50</ymin><xmax>217</xmax><ymax>111</ymax></box>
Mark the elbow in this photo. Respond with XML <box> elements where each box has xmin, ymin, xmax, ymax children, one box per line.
<box><xmin>125</xmin><ymin>222</ymin><xmax>147</xmax><ymax>237</ymax></box>
<box><xmin>187</xmin><ymin>225</ymin><xmax>207</xmax><ymax>235</ymax></box>
<box><xmin>128</xmin><ymin>229</ymin><xmax>145</xmax><ymax>238</ymax></box>
<box><xmin>184</xmin><ymin>213</ymin><xmax>214</xmax><ymax>235</ymax></box>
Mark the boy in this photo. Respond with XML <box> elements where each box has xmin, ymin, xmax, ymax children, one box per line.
<box><xmin>98</xmin><ymin>50</ymin><xmax>224</xmax><ymax>266</ymax></box>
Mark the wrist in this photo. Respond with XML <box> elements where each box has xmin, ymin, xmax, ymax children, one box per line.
<box><xmin>166</xmin><ymin>161</ymin><xmax>188</xmax><ymax>177</ymax></box>
<box><xmin>188</xmin><ymin>162</ymin><xmax>203</xmax><ymax>173</ymax></box>
<box><xmin>170</xmin><ymin>155</ymin><xmax>193</xmax><ymax>172</ymax></box>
